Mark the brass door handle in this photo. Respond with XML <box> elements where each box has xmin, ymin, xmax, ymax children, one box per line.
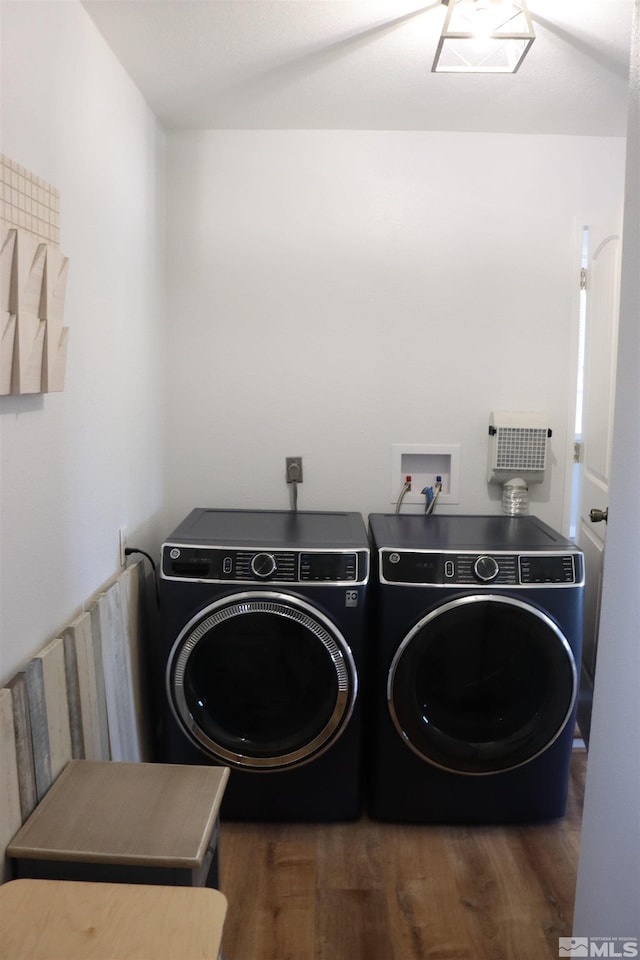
<box><xmin>589</xmin><ymin>508</ymin><xmax>609</xmax><ymax>523</ymax></box>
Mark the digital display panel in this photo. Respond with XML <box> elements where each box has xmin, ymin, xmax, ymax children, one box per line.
<box><xmin>519</xmin><ymin>556</ymin><xmax>574</xmax><ymax>584</ymax></box>
<box><xmin>382</xmin><ymin>552</ymin><xmax>442</xmax><ymax>584</ymax></box>
<box><xmin>300</xmin><ymin>553</ymin><xmax>357</xmax><ymax>581</ymax></box>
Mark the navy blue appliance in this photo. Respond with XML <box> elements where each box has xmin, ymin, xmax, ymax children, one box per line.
<box><xmin>367</xmin><ymin>514</ymin><xmax>583</xmax><ymax>824</ymax></box>
<box><xmin>158</xmin><ymin>508</ymin><xmax>369</xmax><ymax>821</ymax></box>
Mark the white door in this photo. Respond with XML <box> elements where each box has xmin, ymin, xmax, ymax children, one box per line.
<box><xmin>576</xmin><ymin>214</ymin><xmax>622</xmax><ymax>743</ymax></box>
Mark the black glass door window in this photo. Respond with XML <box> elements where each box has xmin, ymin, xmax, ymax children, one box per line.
<box><xmin>389</xmin><ymin>596</ymin><xmax>577</xmax><ymax>774</ymax></box>
<box><xmin>169</xmin><ymin>595</ymin><xmax>355</xmax><ymax>769</ymax></box>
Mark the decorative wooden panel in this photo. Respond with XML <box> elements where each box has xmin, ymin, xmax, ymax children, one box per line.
<box><xmin>11</xmin><ymin>232</ymin><xmax>47</xmax><ymax>316</ymax></box>
<box><xmin>120</xmin><ymin>562</ymin><xmax>152</xmax><ymax>761</ymax></box>
<box><xmin>42</xmin><ymin>322</ymin><xmax>69</xmax><ymax>393</ymax></box>
<box><xmin>34</xmin><ymin>639</ymin><xmax>72</xmax><ymax>782</ymax></box>
<box><xmin>0</xmin><ymin>155</ymin><xmax>69</xmax><ymax>395</ymax></box>
<box><xmin>40</xmin><ymin>246</ymin><xmax>69</xmax><ymax>393</ymax></box>
<box><xmin>0</xmin><ymin>688</ymin><xmax>22</xmax><ymax>883</ymax></box>
<box><xmin>0</xmin><ymin>155</ymin><xmax>60</xmax><ymax>244</ymax></box>
<box><xmin>61</xmin><ymin>627</ymin><xmax>85</xmax><ymax>760</ymax></box>
<box><xmin>6</xmin><ymin>674</ymin><xmax>38</xmax><ymax>820</ymax></box>
<box><xmin>21</xmin><ymin>659</ymin><xmax>52</xmax><ymax>802</ymax></box>
<box><xmin>0</xmin><ymin>225</ymin><xmax>16</xmax><ymax>311</ymax></box>
<box><xmin>0</xmin><ymin>312</ymin><xmax>16</xmax><ymax>395</ymax></box>
<box><xmin>97</xmin><ymin>579</ymin><xmax>142</xmax><ymax>763</ymax></box>
<box><xmin>39</xmin><ymin>245</ymin><xmax>68</xmax><ymax>321</ymax></box>
<box><xmin>66</xmin><ymin>611</ymin><xmax>110</xmax><ymax>762</ymax></box>
<box><xmin>87</xmin><ymin>602</ymin><xmax>112</xmax><ymax>762</ymax></box>
<box><xmin>0</xmin><ymin>226</ymin><xmax>16</xmax><ymax>395</ymax></box>
<box><xmin>12</xmin><ymin>313</ymin><xmax>46</xmax><ymax>394</ymax></box>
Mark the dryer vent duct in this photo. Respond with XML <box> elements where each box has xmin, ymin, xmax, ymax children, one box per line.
<box><xmin>487</xmin><ymin>411</ymin><xmax>551</xmax><ymax>485</ymax></box>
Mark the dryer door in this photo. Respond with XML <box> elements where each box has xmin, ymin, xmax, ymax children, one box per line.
<box><xmin>388</xmin><ymin>595</ymin><xmax>578</xmax><ymax>774</ymax></box>
<box><xmin>167</xmin><ymin>592</ymin><xmax>357</xmax><ymax>770</ymax></box>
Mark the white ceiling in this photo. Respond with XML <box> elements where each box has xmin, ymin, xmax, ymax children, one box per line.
<box><xmin>81</xmin><ymin>0</ymin><xmax>634</xmax><ymax>135</ymax></box>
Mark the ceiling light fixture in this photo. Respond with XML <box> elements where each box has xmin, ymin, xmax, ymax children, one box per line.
<box><xmin>433</xmin><ymin>0</ymin><xmax>535</xmax><ymax>74</ymax></box>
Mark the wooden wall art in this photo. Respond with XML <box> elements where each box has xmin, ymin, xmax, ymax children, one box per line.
<box><xmin>0</xmin><ymin>155</ymin><xmax>69</xmax><ymax>395</ymax></box>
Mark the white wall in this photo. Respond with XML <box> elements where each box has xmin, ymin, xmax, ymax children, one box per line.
<box><xmin>573</xmin><ymin>0</ymin><xmax>640</xmax><ymax>937</ymax></box>
<box><xmin>163</xmin><ymin>129</ymin><xmax>625</xmax><ymax>533</ymax></box>
<box><xmin>0</xmin><ymin>1</ymin><xmax>166</xmax><ymax>683</ymax></box>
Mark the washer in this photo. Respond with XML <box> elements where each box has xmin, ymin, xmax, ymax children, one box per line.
<box><xmin>158</xmin><ymin>508</ymin><xmax>369</xmax><ymax>821</ymax></box>
<box><xmin>367</xmin><ymin>513</ymin><xmax>584</xmax><ymax>824</ymax></box>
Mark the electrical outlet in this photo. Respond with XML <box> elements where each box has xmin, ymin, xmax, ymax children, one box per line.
<box><xmin>286</xmin><ymin>457</ymin><xmax>303</xmax><ymax>483</ymax></box>
<box><xmin>118</xmin><ymin>526</ymin><xmax>128</xmax><ymax>567</ymax></box>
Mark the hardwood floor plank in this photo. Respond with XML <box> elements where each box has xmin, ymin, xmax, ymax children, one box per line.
<box><xmin>219</xmin><ymin>828</ymin><xmax>263</xmax><ymax>959</ymax></box>
<box><xmin>390</xmin><ymin>871</ymin><xmax>477</xmax><ymax>959</ymax></box>
<box><xmin>222</xmin><ymin>837</ymin><xmax>316</xmax><ymax>960</ymax></box>
<box><xmin>447</xmin><ymin>828</ymin><xmax>555</xmax><ymax>960</ymax></box>
<box><xmin>267</xmin><ymin>842</ymin><xmax>316</xmax><ymax>960</ymax></box>
<box><xmin>315</xmin><ymin>818</ymin><xmax>384</xmax><ymax>892</ymax></box>
<box><xmin>316</xmin><ymin>889</ymin><xmax>396</xmax><ymax>960</ymax></box>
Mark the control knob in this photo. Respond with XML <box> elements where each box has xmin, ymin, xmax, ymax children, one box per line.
<box><xmin>251</xmin><ymin>553</ymin><xmax>277</xmax><ymax>579</ymax></box>
<box><xmin>473</xmin><ymin>555</ymin><xmax>499</xmax><ymax>582</ymax></box>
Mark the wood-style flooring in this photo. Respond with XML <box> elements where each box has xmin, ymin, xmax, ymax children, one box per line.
<box><xmin>219</xmin><ymin>747</ymin><xmax>587</xmax><ymax>960</ymax></box>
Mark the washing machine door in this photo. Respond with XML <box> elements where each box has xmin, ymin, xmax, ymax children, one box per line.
<box><xmin>388</xmin><ymin>595</ymin><xmax>578</xmax><ymax>775</ymax></box>
<box><xmin>167</xmin><ymin>591</ymin><xmax>357</xmax><ymax>770</ymax></box>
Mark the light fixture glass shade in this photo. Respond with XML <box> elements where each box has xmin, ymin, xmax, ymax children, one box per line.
<box><xmin>433</xmin><ymin>0</ymin><xmax>535</xmax><ymax>74</ymax></box>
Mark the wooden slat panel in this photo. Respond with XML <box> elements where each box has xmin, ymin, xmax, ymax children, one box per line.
<box><xmin>68</xmin><ymin>611</ymin><xmax>109</xmax><ymax>761</ymax></box>
<box><xmin>97</xmin><ymin>581</ymin><xmax>141</xmax><ymax>762</ymax></box>
<box><xmin>22</xmin><ymin>659</ymin><xmax>52</xmax><ymax>801</ymax></box>
<box><xmin>6</xmin><ymin>674</ymin><xmax>38</xmax><ymax>820</ymax></box>
<box><xmin>0</xmin><ymin>226</ymin><xmax>17</xmax><ymax>314</ymax></box>
<box><xmin>0</xmin><ymin>312</ymin><xmax>16</xmax><ymax>396</ymax></box>
<box><xmin>62</xmin><ymin>628</ymin><xmax>85</xmax><ymax>759</ymax></box>
<box><xmin>12</xmin><ymin>312</ymin><xmax>46</xmax><ymax>394</ymax></box>
<box><xmin>34</xmin><ymin>639</ymin><xmax>72</xmax><ymax>782</ymax></box>
<box><xmin>89</xmin><ymin>601</ymin><xmax>112</xmax><ymax>761</ymax></box>
<box><xmin>0</xmin><ymin>688</ymin><xmax>23</xmax><ymax>883</ymax></box>
<box><xmin>119</xmin><ymin>562</ymin><xmax>152</xmax><ymax>761</ymax></box>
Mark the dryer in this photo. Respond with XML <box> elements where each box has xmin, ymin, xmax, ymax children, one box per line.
<box><xmin>367</xmin><ymin>514</ymin><xmax>583</xmax><ymax>824</ymax></box>
<box><xmin>158</xmin><ymin>508</ymin><xmax>369</xmax><ymax>821</ymax></box>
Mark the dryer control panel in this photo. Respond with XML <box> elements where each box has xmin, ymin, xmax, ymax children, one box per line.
<box><xmin>162</xmin><ymin>545</ymin><xmax>367</xmax><ymax>584</ymax></box>
<box><xmin>380</xmin><ymin>550</ymin><xmax>582</xmax><ymax>586</ymax></box>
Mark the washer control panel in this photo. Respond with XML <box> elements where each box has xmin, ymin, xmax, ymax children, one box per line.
<box><xmin>381</xmin><ymin>550</ymin><xmax>581</xmax><ymax>586</ymax></box>
<box><xmin>163</xmin><ymin>545</ymin><xmax>366</xmax><ymax>584</ymax></box>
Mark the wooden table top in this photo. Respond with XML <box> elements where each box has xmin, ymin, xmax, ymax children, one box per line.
<box><xmin>0</xmin><ymin>878</ymin><xmax>227</xmax><ymax>959</ymax></box>
<box><xmin>7</xmin><ymin>760</ymin><xmax>230</xmax><ymax>868</ymax></box>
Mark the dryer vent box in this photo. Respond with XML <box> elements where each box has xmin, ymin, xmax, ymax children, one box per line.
<box><xmin>487</xmin><ymin>411</ymin><xmax>551</xmax><ymax>484</ymax></box>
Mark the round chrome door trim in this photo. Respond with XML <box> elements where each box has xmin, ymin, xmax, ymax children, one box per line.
<box><xmin>167</xmin><ymin>591</ymin><xmax>358</xmax><ymax>770</ymax></box>
<box><xmin>387</xmin><ymin>594</ymin><xmax>578</xmax><ymax>776</ymax></box>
